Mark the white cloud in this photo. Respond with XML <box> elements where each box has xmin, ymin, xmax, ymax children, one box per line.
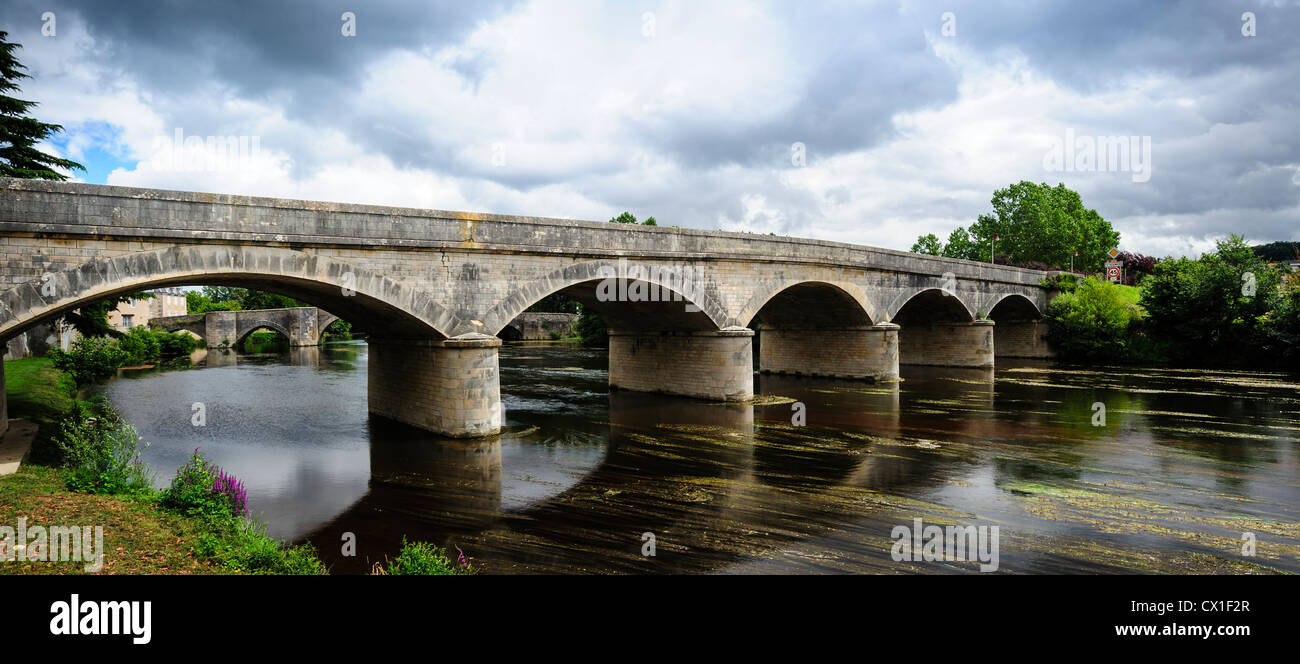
<box><xmin>8</xmin><ymin>0</ymin><xmax>1297</xmax><ymax>259</ymax></box>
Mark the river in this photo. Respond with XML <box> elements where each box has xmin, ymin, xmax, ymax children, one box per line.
<box><xmin>90</xmin><ymin>340</ymin><xmax>1300</xmax><ymax>574</ymax></box>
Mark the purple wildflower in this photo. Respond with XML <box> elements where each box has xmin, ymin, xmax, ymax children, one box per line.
<box><xmin>211</xmin><ymin>469</ymin><xmax>248</xmax><ymax>517</ymax></box>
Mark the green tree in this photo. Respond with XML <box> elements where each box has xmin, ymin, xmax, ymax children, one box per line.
<box><xmin>911</xmin><ymin>233</ymin><xmax>943</xmax><ymax>256</ymax></box>
<box><xmin>65</xmin><ymin>292</ymin><xmax>154</xmax><ymax>337</ymax></box>
<box><xmin>609</xmin><ymin>211</ymin><xmax>658</xmax><ymax>226</ymax></box>
<box><xmin>574</xmin><ymin>303</ymin><xmax>608</xmax><ymax>347</ymax></box>
<box><xmin>0</xmin><ymin>31</ymin><xmax>84</xmax><ymax>179</ymax></box>
<box><xmin>242</xmin><ymin>290</ymin><xmax>304</xmax><ymax>310</ymax></box>
<box><xmin>526</xmin><ymin>292</ymin><xmax>580</xmax><ymax>314</ymax></box>
<box><xmin>942</xmin><ymin>226</ymin><xmax>979</xmax><ymax>261</ymax></box>
<box><xmin>966</xmin><ymin>181</ymin><xmax>1119</xmax><ymax>270</ymax></box>
<box><xmin>1140</xmin><ymin>234</ymin><xmax>1281</xmax><ymax>362</ymax></box>
<box><xmin>187</xmin><ymin>290</ymin><xmax>241</xmax><ymax>314</ymax></box>
<box><xmin>191</xmin><ymin>286</ymin><xmax>302</xmax><ymax>311</ymax></box>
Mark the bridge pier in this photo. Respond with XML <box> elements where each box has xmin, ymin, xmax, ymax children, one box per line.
<box><xmin>898</xmin><ymin>319</ymin><xmax>995</xmax><ymax>368</ymax></box>
<box><xmin>993</xmin><ymin>318</ymin><xmax>1053</xmax><ymax>358</ymax></box>
<box><xmin>757</xmin><ymin>323</ymin><xmax>899</xmax><ymax>381</ymax></box>
<box><xmin>608</xmin><ymin>328</ymin><xmax>754</xmax><ymax>401</ymax></box>
<box><xmin>205</xmin><ymin>311</ymin><xmax>237</xmax><ymax>348</ymax></box>
<box><xmin>367</xmin><ymin>335</ymin><xmax>502</xmax><ymax>438</ymax></box>
<box><xmin>285</xmin><ymin>307</ymin><xmax>322</xmax><ymax>347</ymax></box>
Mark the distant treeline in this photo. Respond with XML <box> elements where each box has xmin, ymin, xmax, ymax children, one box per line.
<box><xmin>1253</xmin><ymin>241</ymin><xmax>1300</xmax><ymax>262</ymax></box>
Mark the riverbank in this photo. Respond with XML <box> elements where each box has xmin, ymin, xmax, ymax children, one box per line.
<box><xmin>0</xmin><ymin>357</ymin><xmax>324</xmax><ymax>574</ymax></box>
<box><xmin>2</xmin><ymin>356</ymin><xmax>473</xmax><ymax>575</ymax></box>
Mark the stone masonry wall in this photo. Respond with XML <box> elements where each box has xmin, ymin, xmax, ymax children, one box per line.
<box><xmin>898</xmin><ymin>320</ymin><xmax>995</xmax><ymax>368</ymax></box>
<box><xmin>994</xmin><ymin>319</ymin><xmax>1054</xmax><ymax>358</ymax></box>
<box><xmin>609</xmin><ymin>330</ymin><xmax>754</xmax><ymax>401</ymax></box>
<box><xmin>758</xmin><ymin>325</ymin><xmax>899</xmax><ymax>381</ymax></box>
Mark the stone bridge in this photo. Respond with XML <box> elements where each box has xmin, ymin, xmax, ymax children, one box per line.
<box><xmin>0</xmin><ymin>178</ymin><xmax>1053</xmax><ymax>438</ymax></box>
<box><xmin>500</xmin><ymin>312</ymin><xmax>578</xmax><ymax>341</ymax></box>
<box><xmin>149</xmin><ymin>306</ymin><xmax>339</xmax><ymax>348</ymax></box>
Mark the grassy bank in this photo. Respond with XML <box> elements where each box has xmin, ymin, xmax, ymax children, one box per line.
<box><xmin>2</xmin><ymin>356</ymin><xmax>471</xmax><ymax>575</ymax></box>
<box><xmin>1</xmin><ymin>357</ymin><xmax>326</xmax><ymax>574</ymax></box>
<box><xmin>3</xmin><ymin>357</ymin><xmax>77</xmax><ymax>465</ymax></box>
<box><xmin>0</xmin><ymin>465</ymin><xmax>226</xmax><ymax>574</ymax></box>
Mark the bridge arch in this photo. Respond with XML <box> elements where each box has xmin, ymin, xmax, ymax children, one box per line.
<box><xmin>483</xmin><ymin>260</ymin><xmax>748</xmax><ymax>401</ymax></box>
<box><xmin>744</xmin><ymin>281</ymin><xmax>896</xmax><ymax>381</ymax></box>
<box><xmin>234</xmin><ymin>320</ymin><xmax>292</xmax><ymax>347</ymax></box>
<box><xmin>736</xmin><ymin>279</ymin><xmax>880</xmax><ymax>329</ymax></box>
<box><xmin>987</xmin><ymin>293</ymin><xmax>1043</xmax><ymax>321</ymax></box>
<box><xmin>891</xmin><ymin>288</ymin><xmax>993</xmax><ymax>368</ymax></box>
<box><xmin>482</xmin><ymin>259</ymin><xmax>728</xmax><ymax>336</ymax></box>
<box><xmin>889</xmin><ymin>288</ymin><xmax>976</xmax><ymax>325</ymax></box>
<box><xmin>987</xmin><ymin>293</ymin><xmax>1052</xmax><ymax>359</ymax></box>
<box><xmin>0</xmin><ymin>245</ymin><xmax>453</xmax><ymax>342</ymax></box>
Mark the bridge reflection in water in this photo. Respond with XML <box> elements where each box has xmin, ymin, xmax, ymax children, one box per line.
<box><xmin>297</xmin><ymin>368</ymin><xmax>959</xmax><ymax>575</ymax></box>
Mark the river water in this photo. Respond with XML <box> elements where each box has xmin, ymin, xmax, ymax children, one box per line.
<box><xmin>91</xmin><ymin>341</ymin><xmax>1300</xmax><ymax>574</ymax></box>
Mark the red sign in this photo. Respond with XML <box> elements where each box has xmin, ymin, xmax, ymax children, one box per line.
<box><xmin>1105</xmin><ymin>261</ymin><xmax>1122</xmax><ymax>282</ymax></box>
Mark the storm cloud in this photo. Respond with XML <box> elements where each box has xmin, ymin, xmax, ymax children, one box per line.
<box><xmin>2</xmin><ymin>0</ymin><xmax>1296</xmax><ymax>257</ymax></box>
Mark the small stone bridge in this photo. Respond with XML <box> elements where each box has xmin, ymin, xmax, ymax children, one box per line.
<box><xmin>150</xmin><ymin>307</ymin><xmax>339</xmax><ymax>348</ymax></box>
<box><xmin>499</xmin><ymin>312</ymin><xmax>578</xmax><ymax>341</ymax></box>
<box><xmin>0</xmin><ymin>178</ymin><xmax>1054</xmax><ymax>438</ymax></box>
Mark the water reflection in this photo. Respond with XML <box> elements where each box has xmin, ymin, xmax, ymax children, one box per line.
<box><xmin>92</xmin><ymin>342</ymin><xmax>1300</xmax><ymax>575</ymax></box>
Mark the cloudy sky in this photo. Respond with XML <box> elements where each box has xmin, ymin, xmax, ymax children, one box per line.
<box><xmin>2</xmin><ymin>0</ymin><xmax>1297</xmax><ymax>258</ymax></box>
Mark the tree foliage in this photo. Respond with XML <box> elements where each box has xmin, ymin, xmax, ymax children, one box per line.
<box><xmin>186</xmin><ymin>286</ymin><xmax>304</xmax><ymax>313</ymax></box>
<box><xmin>1141</xmin><ymin>235</ymin><xmax>1282</xmax><ymax>362</ymax></box>
<box><xmin>1252</xmin><ymin>241</ymin><xmax>1300</xmax><ymax>262</ymax></box>
<box><xmin>910</xmin><ymin>234</ymin><xmax>943</xmax><ymax>256</ymax></box>
<box><xmin>609</xmin><ymin>211</ymin><xmax>657</xmax><ymax>226</ymax></box>
<box><xmin>914</xmin><ymin>182</ymin><xmax>1119</xmax><ymax>271</ymax></box>
<box><xmin>1045</xmin><ymin>234</ymin><xmax>1299</xmax><ymax>368</ymax></box>
<box><xmin>0</xmin><ymin>31</ymin><xmax>85</xmax><ymax>180</ymax></box>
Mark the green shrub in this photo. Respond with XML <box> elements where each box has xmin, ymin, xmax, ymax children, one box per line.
<box><xmin>324</xmin><ymin>319</ymin><xmax>353</xmax><ymax>340</ymax></box>
<box><xmin>1040</xmin><ymin>273</ymin><xmax>1082</xmax><ymax>293</ymax></box>
<box><xmin>117</xmin><ymin>326</ymin><xmax>162</xmax><ymax>365</ymax></box>
<box><xmin>155</xmin><ymin>448</ymin><xmax>325</xmax><ymax>574</ymax></box>
<box><xmin>1046</xmin><ymin>276</ymin><xmax>1156</xmax><ymax>363</ymax></box>
<box><xmin>47</xmin><ymin>336</ymin><xmax>128</xmax><ymax>386</ymax></box>
<box><xmin>155</xmin><ymin>329</ymin><xmax>200</xmax><ymax>356</ymax></box>
<box><xmin>378</xmin><ymin>537</ymin><xmax>474</xmax><ymax>575</ymax></box>
<box><xmin>55</xmin><ymin>397</ymin><xmax>155</xmax><ymax>495</ymax></box>
<box><xmin>1141</xmin><ymin>236</ymin><xmax>1284</xmax><ymax>364</ymax></box>
<box><xmin>160</xmin><ymin>448</ymin><xmax>230</xmax><ymax>518</ymax></box>
<box><xmin>575</xmin><ymin>310</ymin><xmax>607</xmax><ymax>347</ymax></box>
<box><xmin>192</xmin><ymin>517</ymin><xmax>327</xmax><ymax>575</ymax></box>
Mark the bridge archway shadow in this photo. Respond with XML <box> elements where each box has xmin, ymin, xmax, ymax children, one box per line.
<box><xmin>988</xmin><ymin>294</ymin><xmax>1052</xmax><ymax>359</ymax></box>
<box><xmin>497</xmin><ymin>275</ymin><xmax>752</xmax><ymax>402</ymax></box>
<box><xmin>748</xmin><ymin>281</ymin><xmax>898</xmax><ymax>382</ymax></box>
<box><xmin>893</xmin><ymin>288</ymin><xmax>993</xmax><ymax>368</ymax></box>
